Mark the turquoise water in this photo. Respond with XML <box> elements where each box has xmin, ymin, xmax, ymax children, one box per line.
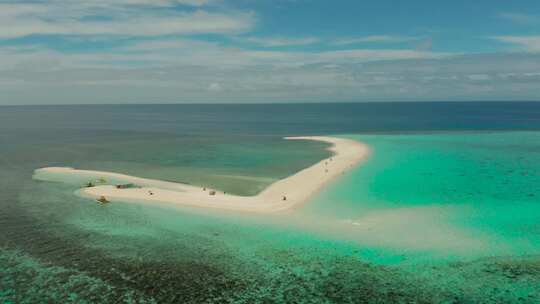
<box><xmin>2</xmin><ymin>103</ymin><xmax>540</xmax><ymax>302</ymax></box>
<box><xmin>305</xmin><ymin>132</ymin><xmax>540</xmax><ymax>262</ymax></box>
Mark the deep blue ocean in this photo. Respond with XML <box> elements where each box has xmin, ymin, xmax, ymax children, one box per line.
<box><xmin>3</xmin><ymin>102</ymin><xmax>539</xmax><ymax>136</ymax></box>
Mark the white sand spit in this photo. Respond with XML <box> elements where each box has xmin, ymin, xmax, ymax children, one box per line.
<box><xmin>34</xmin><ymin>136</ymin><xmax>369</xmax><ymax>213</ymax></box>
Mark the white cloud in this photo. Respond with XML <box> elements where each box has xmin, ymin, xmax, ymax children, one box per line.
<box><xmin>4</xmin><ymin>37</ymin><xmax>540</xmax><ymax>105</ymax></box>
<box><xmin>0</xmin><ymin>1</ymin><xmax>253</xmax><ymax>38</ymax></box>
<box><xmin>493</xmin><ymin>36</ymin><xmax>540</xmax><ymax>52</ymax></box>
<box><xmin>333</xmin><ymin>35</ymin><xmax>417</xmax><ymax>45</ymax></box>
<box><xmin>467</xmin><ymin>74</ymin><xmax>490</xmax><ymax>81</ymax></box>
<box><xmin>72</xmin><ymin>38</ymin><xmax>446</xmax><ymax>69</ymax></box>
<box><xmin>498</xmin><ymin>13</ymin><xmax>540</xmax><ymax>25</ymax></box>
<box><xmin>208</xmin><ymin>82</ymin><xmax>222</xmax><ymax>91</ymax></box>
<box><xmin>237</xmin><ymin>36</ymin><xmax>320</xmax><ymax>47</ymax></box>
<box><xmin>0</xmin><ymin>2</ymin><xmax>539</xmax><ymax>104</ymax></box>
<box><xmin>121</xmin><ymin>0</ymin><xmax>215</xmax><ymax>6</ymax></box>
<box><xmin>316</xmin><ymin>49</ymin><xmax>446</xmax><ymax>63</ymax></box>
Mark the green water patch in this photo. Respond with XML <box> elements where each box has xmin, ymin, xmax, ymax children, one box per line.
<box><xmin>304</xmin><ymin>132</ymin><xmax>540</xmax><ymax>260</ymax></box>
<box><xmin>7</xmin><ymin>131</ymin><xmax>540</xmax><ymax>302</ymax></box>
<box><xmin>27</xmin><ymin>131</ymin><xmax>540</xmax><ymax>262</ymax></box>
<box><xmin>62</xmin><ymin>136</ymin><xmax>331</xmax><ymax>196</ymax></box>
<box><xmin>3</xmin><ymin>226</ymin><xmax>540</xmax><ymax>303</ymax></box>
<box><xmin>9</xmin><ymin>131</ymin><xmax>540</xmax><ymax>302</ymax></box>
<box><xmin>8</xmin><ymin>181</ymin><xmax>435</xmax><ymax>302</ymax></box>
<box><xmin>0</xmin><ymin>248</ymin><xmax>155</xmax><ymax>303</ymax></box>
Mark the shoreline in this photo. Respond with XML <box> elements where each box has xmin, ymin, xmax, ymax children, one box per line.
<box><xmin>33</xmin><ymin>136</ymin><xmax>370</xmax><ymax>213</ymax></box>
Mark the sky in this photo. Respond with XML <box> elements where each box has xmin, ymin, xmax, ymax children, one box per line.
<box><xmin>1</xmin><ymin>0</ymin><xmax>540</xmax><ymax>105</ymax></box>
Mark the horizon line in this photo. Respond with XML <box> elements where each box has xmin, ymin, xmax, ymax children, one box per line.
<box><xmin>1</xmin><ymin>100</ymin><xmax>540</xmax><ymax>107</ymax></box>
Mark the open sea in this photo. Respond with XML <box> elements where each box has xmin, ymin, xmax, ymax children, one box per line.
<box><xmin>1</xmin><ymin>102</ymin><xmax>540</xmax><ymax>303</ymax></box>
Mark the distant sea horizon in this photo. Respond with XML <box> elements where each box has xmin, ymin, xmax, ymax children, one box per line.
<box><xmin>2</xmin><ymin>100</ymin><xmax>540</xmax><ymax>105</ymax></box>
<box><xmin>2</xmin><ymin>101</ymin><xmax>540</xmax><ymax>134</ymax></box>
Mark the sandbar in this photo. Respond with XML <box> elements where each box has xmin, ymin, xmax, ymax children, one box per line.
<box><xmin>33</xmin><ymin>136</ymin><xmax>370</xmax><ymax>213</ymax></box>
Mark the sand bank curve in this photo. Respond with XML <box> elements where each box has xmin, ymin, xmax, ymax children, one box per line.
<box><xmin>33</xmin><ymin>136</ymin><xmax>370</xmax><ymax>213</ymax></box>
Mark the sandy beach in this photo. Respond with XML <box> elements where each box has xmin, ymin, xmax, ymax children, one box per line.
<box><xmin>34</xmin><ymin>136</ymin><xmax>369</xmax><ymax>213</ymax></box>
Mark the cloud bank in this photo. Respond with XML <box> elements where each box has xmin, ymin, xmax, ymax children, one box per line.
<box><xmin>0</xmin><ymin>1</ymin><xmax>539</xmax><ymax>104</ymax></box>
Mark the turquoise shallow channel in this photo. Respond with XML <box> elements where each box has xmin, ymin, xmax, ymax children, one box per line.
<box><xmin>1</xmin><ymin>103</ymin><xmax>540</xmax><ymax>303</ymax></box>
<box><xmin>305</xmin><ymin>132</ymin><xmax>540</xmax><ymax>262</ymax></box>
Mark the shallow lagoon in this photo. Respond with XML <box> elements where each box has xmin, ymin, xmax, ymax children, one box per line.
<box><xmin>2</xmin><ymin>104</ymin><xmax>540</xmax><ymax>303</ymax></box>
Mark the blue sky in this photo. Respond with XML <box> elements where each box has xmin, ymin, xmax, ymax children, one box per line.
<box><xmin>1</xmin><ymin>0</ymin><xmax>539</xmax><ymax>104</ymax></box>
